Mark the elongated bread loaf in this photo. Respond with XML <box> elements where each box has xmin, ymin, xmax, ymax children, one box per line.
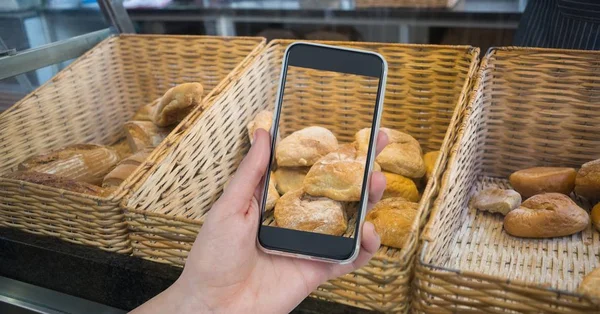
<box><xmin>124</xmin><ymin>121</ymin><xmax>171</xmax><ymax>153</ymax></box>
<box><xmin>4</xmin><ymin>171</ymin><xmax>106</xmax><ymax>196</ymax></box>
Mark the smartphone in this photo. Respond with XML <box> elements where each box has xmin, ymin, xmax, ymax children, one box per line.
<box><xmin>257</xmin><ymin>42</ymin><xmax>387</xmax><ymax>264</ymax></box>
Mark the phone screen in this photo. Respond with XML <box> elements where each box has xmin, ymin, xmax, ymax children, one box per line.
<box><xmin>258</xmin><ymin>43</ymin><xmax>385</xmax><ymax>260</ymax></box>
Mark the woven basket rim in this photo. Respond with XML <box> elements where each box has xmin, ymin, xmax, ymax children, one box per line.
<box><xmin>417</xmin><ymin>45</ymin><xmax>600</xmax><ymax>305</ymax></box>
<box><xmin>271</xmin><ymin>39</ymin><xmax>478</xmax><ymax>52</ymax></box>
<box><xmin>0</xmin><ymin>34</ymin><xmax>266</xmax><ymax>203</ymax></box>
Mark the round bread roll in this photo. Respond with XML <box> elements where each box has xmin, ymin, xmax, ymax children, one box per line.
<box><xmin>273</xmin><ymin>167</ymin><xmax>309</xmax><ymax>195</ymax></box>
<box><xmin>382</xmin><ymin>172</ymin><xmax>419</xmax><ymax>202</ymax></box>
<box><xmin>470</xmin><ymin>188</ymin><xmax>521</xmax><ymax>216</ymax></box>
<box><xmin>274</xmin><ymin>188</ymin><xmax>347</xmax><ymax>236</ymax></box>
<box><xmin>365</xmin><ymin>198</ymin><xmax>418</xmax><ymax>249</ymax></box>
<box><xmin>591</xmin><ymin>203</ymin><xmax>600</xmax><ymax>232</ymax></box>
<box><xmin>575</xmin><ymin>159</ymin><xmax>600</xmax><ymax>201</ymax></box>
<box><xmin>579</xmin><ymin>267</ymin><xmax>600</xmax><ymax>305</ymax></box>
<box><xmin>423</xmin><ymin>151</ymin><xmax>440</xmax><ymax>181</ymax></box>
<box><xmin>247</xmin><ymin>110</ymin><xmax>274</xmax><ymax>143</ymax></box>
<box><xmin>276</xmin><ymin>126</ymin><xmax>338</xmax><ymax>167</ymax></box>
<box><xmin>509</xmin><ymin>167</ymin><xmax>577</xmax><ymax>198</ymax></box>
<box><xmin>152</xmin><ymin>83</ymin><xmax>204</xmax><ymax>127</ymax></box>
<box><xmin>503</xmin><ymin>193</ymin><xmax>589</xmax><ymax>238</ymax></box>
<box><xmin>355</xmin><ymin>128</ymin><xmax>424</xmax><ymax>178</ymax></box>
<box><xmin>303</xmin><ymin>144</ymin><xmax>380</xmax><ymax>201</ymax></box>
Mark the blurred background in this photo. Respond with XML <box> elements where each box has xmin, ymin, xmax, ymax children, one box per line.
<box><xmin>0</xmin><ymin>0</ymin><xmax>525</xmax><ymax>112</ymax></box>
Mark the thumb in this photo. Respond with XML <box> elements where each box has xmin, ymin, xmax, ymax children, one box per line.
<box><xmin>218</xmin><ymin>129</ymin><xmax>271</xmax><ymax>214</ymax></box>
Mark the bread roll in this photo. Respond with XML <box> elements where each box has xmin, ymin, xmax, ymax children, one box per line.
<box><xmin>575</xmin><ymin>159</ymin><xmax>600</xmax><ymax>200</ymax></box>
<box><xmin>366</xmin><ymin>198</ymin><xmax>418</xmax><ymax>249</ymax></box>
<box><xmin>124</xmin><ymin>121</ymin><xmax>171</xmax><ymax>153</ymax></box>
<box><xmin>265</xmin><ymin>175</ymin><xmax>279</xmax><ymax>211</ymax></box>
<box><xmin>4</xmin><ymin>171</ymin><xmax>105</xmax><ymax>196</ymax></box>
<box><xmin>102</xmin><ymin>149</ymin><xmax>152</xmax><ymax>188</ymax></box>
<box><xmin>273</xmin><ymin>167</ymin><xmax>309</xmax><ymax>195</ymax></box>
<box><xmin>18</xmin><ymin>144</ymin><xmax>120</xmax><ymax>185</ymax></box>
<box><xmin>504</xmin><ymin>193</ymin><xmax>589</xmax><ymax>238</ymax></box>
<box><xmin>152</xmin><ymin>83</ymin><xmax>204</xmax><ymax>127</ymax></box>
<box><xmin>579</xmin><ymin>267</ymin><xmax>600</xmax><ymax>305</ymax></box>
<box><xmin>424</xmin><ymin>151</ymin><xmax>440</xmax><ymax>181</ymax></box>
<box><xmin>247</xmin><ymin>110</ymin><xmax>274</xmax><ymax>143</ymax></box>
<box><xmin>132</xmin><ymin>99</ymin><xmax>159</xmax><ymax>121</ymax></box>
<box><xmin>276</xmin><ymin>126</ymin><xmax>338</xmax><ymax>167</ymax></box>
<box><xmin>303</xmin><ymin>144</ymin><xmax>380</xmax><ymax>201</ymax></box>
<box><xmin>509</xmin><ymin>167</ymin><xmax>577</xmax><ymax>198</ymax></box>
<box><xmin>356</xmin><ymin>128</ymin><xmax>424</xmax><ymax>178</ymax></box>
<box><xmin>382</xmin><ymin>172</ymin><xmax>419</xmax><ymax>202</ymax></box>
<box><xmin>274</xmin><ymin>188</ymin><xmax>347</xmax><ymax>236</ymax></box>
<box><xmin>592</xmin><ymin>203</ymin><xmax>600</xmax><ymax>232</ymax></box>
<box><xmin>110</xmin><ymin>138</ymin><xmax>132</xmax><ymax>160</ymax></box>
<box><xmin>470</xmin><ymin>188</ymin><xmax>521</xmax><ymax>216</ymax></box>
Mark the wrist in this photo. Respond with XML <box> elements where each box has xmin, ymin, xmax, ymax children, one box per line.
<box><xmin>169</xmin><ymin>278</ymin><xmax>211</xmax><ymax>313</ymax></box>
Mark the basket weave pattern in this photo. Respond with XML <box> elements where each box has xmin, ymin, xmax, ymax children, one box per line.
<box><xmin>415</xmin><ymin>47</ymin><xmax>600</xmax><ymax>313</ymax></box>
<box><xmin>355</xmin><ymin>0</ymin><xmax>458</xmax><ymax>9</ymax></box>
<box><xmin>0</xmin><ymin>35</ymin><xmax>264</xmax><ymax>253</ymax></box>
<box><xmin>125</xmin><ymin>40</ymin><xmax>478</xmax><ymax>312</ymax></box>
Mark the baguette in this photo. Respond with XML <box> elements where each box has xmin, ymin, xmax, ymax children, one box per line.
<box><xmin>124</xmin><ymin>121</ymin><xmax>171</xmax><ymax>153</ymax></box>
<box><xmin>4</xmin><ymin>171</ymin><xmax>106</xmax><ymax>196</ymax></box>
<box><xmin>102</xmin><ymin>149</ymin><xmax>152</xmax><ymax>188</ymax></box>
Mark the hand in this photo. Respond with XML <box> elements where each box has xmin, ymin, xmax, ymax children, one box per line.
<box><xmin>132</xmin><ymin>129</ymin><xmax>388</xmax><ymax>314</ymax></box>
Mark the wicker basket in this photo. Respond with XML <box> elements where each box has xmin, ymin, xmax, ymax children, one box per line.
<box><xmin>0</xmin><ymin>34</ymin><xmax>265</xmax><ymax>253</ymax></box>
<box><xmin>414</xmin><ymin>47</ymin><xmax>600</xmax><ymax>313</ymax></box>
<box><xmin>124</xmin><ymin>40</ymin><xmax>478</xmax><ymax>312</ymax></box>
<box><xmin>355</xmin><ymin>0</ymin><xmax>459</xmax><ymax>9</ymax></box>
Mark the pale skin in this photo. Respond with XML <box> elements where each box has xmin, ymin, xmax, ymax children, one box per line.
<box><xmin>132</xmin><ymin>129</ymin><xmax>388</xmax><ymax>314</ymax></box>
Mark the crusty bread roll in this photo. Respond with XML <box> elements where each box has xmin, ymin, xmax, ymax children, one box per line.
<box><xmin>124</xmin><ymin>121</ymin><xmax>171</xmax><ymax>153</ymax></box>
<box><xmin>274</xmin><ymin>188</ymin><xmax>347</xmax><ymax>236</ymax></box>
<box><xmin>575</xmin><ymin>159</ymin><xmax>600</xmax><ymax>200</ymax></box>
<box><xmin>110</xmin><ymin>138</ymin><xmax>133</xmax><ymax>160</ymax></box>
<box><xmin>247</xmin><ymin>110</ymin><xmax>274</xmax><ymax>143</ymax></box>
<box><xmin>366</xmin><ymin>198</ymin><xmax>418</xmax><ymax>249</ymax></box>
<box><xmin>152</xmin><ymin>83</ymin><xmax>204</xmax><ymax>127</ymax></box>
<box><xmin>4</xmin><ymin>171</ymin><xmax>105</xmax><ymax>196</ymax></box>
<box><xmin>265</xmin><ymin>175</ymin><xmax>279</xmax><ymax>211</ymax></box>
<box><xmin>503</xmin><ymin>193</ymin><xmax>589</xmax><ymax>238</ymax></box>
<box><xmin>276</xmin><ymin>126</ymin><xmax>338</xmax><ymax>167</ymax></box>
<box><xmin>509</xmin><ymin>167</ymin><xmax>577</xmax><ymax>198</ymax></box>
<box><xmin>18</xmin><ymin>144</ymin><xmax>120</xmax><ymax>185</ymax></box>
<box><xmin>355</xmin><ymin>128</ymin><xmax>424</xmax><ymax>178</ymax></box>
<box><xmin>592</xmin><ymin>203</ymin><xmax>600</xmax><ymax>232</ymax></box>
<box><xmin>382</xmin><ymin>172</ymin><xmax>419</xmax><ymax>202</ymax></box>
<box><xmin>102</xmin><ymin>149</ymin><xmax>152</xmax><ymax>188</ymax></box>
<box><xmin>470</xmin><ymin>188</ymin><xmax>521</xmax><ymax>216</ymax></box>
<box><xmin>303</xmin><ymin>144</ymin><xmax>380</xmax><ymax>201</ymax></box>
<box><xmin>423</xmin><ymin>151</ymin><xmax>440</xmax><ymax>181</ymax></box>
<box><xmin>273</xmin><ymin>167</ymin><xmax>309</xmax><ymax>195</ymax></box>
<box><xmin>579</xmin><ymin>267</ymin><xmax>600</xmax><ymax>305</ymax></box>
<box><xmin>132</xmin><ymin>98</ymin><xmax>159</xmax><ymax>121</ymax></box>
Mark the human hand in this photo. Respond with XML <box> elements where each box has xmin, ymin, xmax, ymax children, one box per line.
<box><xmin>132</xmin><ymin>128</ymin><xmax>388</xmax><ymax>314</ymax></box>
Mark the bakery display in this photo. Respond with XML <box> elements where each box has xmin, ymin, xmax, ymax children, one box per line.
<box><xmin>423</xmin><ymin>151</ymin><xmax>440</xmax><ymax>181</ymax></box>
<box><xmin>503</xmin><ymin>193</ymin><xmax>589</xmax><ymax>238</ymax></box>
<box><xmin>265</xmin><ymin>175</ymin><xmax>280</xmax><ymax>211</ymax></box>
<box><xmin>509</xmin><ymin>167</ymin><xmax>577</xmax><ymax>198</ymax></box>
<box><xmin>470</xmin><ymin>188</ymin><xmax>521</xmax><ymax>216</ymax></box>
<box><xmin>276</xmin><ymin>126</ymin><xmax>338</xmax><ymax>167</ymax></box>
<box><xmin>18</xmin><ymin>144</ymin><xmax>120</xmax><ymax>185</ymax></box>
<box><xmin>575</xmin><ymin>159</ymin><xmax>600</xmax><ymax>200</ymax></box>
<box><xmin>103</xmin><ymin>149</ymin><xmax>152</xmax><ymax>188</ymax></box>
<box><xmin>382</xmin><ymin>172</ymin><xmax>419</xmax><ymax>202</ymax></box>
<box><xmin>4</xmin><ymin>171</ymin><xmax>106</xmax><ymax>196</ymax></box>
<box><xmin>303</xmin><ymin>143</ymin><xmax>380</xmax><ymax>202</ymax></box>
<box><xmin>247</xmin><ymin>110</ymin><xmax>274</xmax><ymax>143</ymax></box>
<box><xmin>273</xmin><ymin>167</ymin><xmax>309</xmax><ymax>195</ymax></box>
<box><xmin>365</xmin><ymin>198</ymin><xmax>418</xmax><ymax>249</ymax></box>
<box><xmin>274</xmin><ymin>188</ymin><xmax>348</xmax><ymax>236</ymax></box>
<box><xmin>579</xmin><ymin>267</ymin><xmax>600</xmax><ymax>305</ymax></box>
<box><xmin>124</xmin><ymin>121</ymin><xmax>171</xmax><ymax>153</ymax></box>
<box><xmin>592</xmin><ymin>203</ymin><xmax>600</xmax><ymax>232</ymax></box>
<box><xmin>152</xmin><ymin>83</ymin><xmax>204</xmax><ymax>127</ymax></box>
<box><xmin>356</xmin><ymin>128</ymin><xmax>425</xmax><ymax>178</ymax></box>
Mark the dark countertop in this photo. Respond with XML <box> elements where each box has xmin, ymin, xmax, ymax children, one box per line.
<box><xmin>0</xmin><ymin>228</ymin><xmax>376</xmax><ymax>313</ymax></box>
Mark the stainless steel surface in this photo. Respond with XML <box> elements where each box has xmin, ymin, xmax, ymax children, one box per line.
<box><xmin>99</xmin><ymin>0</ymin><xmax>135</xmax><ymax>33</ymax></box>
<box><xmin>0</xmin><ymin>276</ymin><xmax>125</xmax><ymax>314</ymax></box>
<box><xmin>0</xmin><ymin>28</ymin><xmax>111</xmax><ymax>81</ymax></box>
